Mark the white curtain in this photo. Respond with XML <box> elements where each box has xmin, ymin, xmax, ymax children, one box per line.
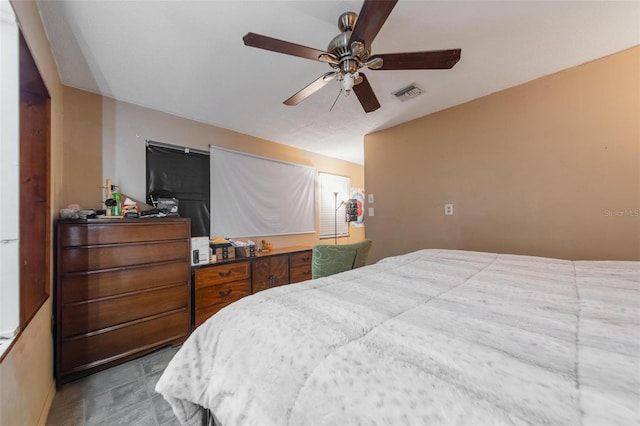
<box><xmin>210</xmin><ymin>146</ymin><xmax>315</xmax><ymax>238</ymax></box>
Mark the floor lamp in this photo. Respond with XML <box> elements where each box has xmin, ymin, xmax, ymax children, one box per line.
<box><xmin>334</xmin><ymin>192</ymin><xmax>344</xmax><ymax>245</ymax></box>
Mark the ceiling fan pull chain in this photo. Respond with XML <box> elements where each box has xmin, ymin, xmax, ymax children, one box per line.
<box><xmin>329</xmin><ymin>89</ymin><xmax>342</xmax><ymax>112</ymax></box>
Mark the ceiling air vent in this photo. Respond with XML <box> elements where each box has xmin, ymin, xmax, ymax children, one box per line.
<box><xmin>393</xmin><ymin>84</ymin><xmax>423</xmax><ymax>102</ymax></box>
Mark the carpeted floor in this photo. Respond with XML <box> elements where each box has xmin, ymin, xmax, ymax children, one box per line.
<box><xmin>46</xmin><ymin>345</ymin><xmax>180</xmax><ymax>426</ymax></box>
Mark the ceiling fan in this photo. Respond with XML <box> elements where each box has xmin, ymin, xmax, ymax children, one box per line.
<box><xmin>243</xmin><ymin>0</ymin><xmax>461</xmax><ymax>113</ymax></box>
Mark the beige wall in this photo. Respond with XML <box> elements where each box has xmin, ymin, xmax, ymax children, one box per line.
<box><xmin>364</xmin><ymin>46</ymin><xmax>640</xmax><ymax>263</ymax></box>
<box><xmin>63</xmin><ymin>89</ymin><xmax>365</xmax><ymax>248</ymax></box>
<box><xmin>1</xmin><ymin>0</ymin><xmax>63</xmax><ymax>424</ymax></box>
<box><xmin>62</xmin><ymin>87</ymin><xmax>103</xmax><ymax>208</ymax></box>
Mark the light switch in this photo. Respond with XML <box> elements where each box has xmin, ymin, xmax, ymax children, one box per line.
<box><xmin>368</xmin><ymin>193</ymin><xmax>374</xmax><ymax>203</ymax></box>
<box><xmin>368</xmin><ymin>207</ymin><xmax>374</xmax><ymax>217</ymax></box>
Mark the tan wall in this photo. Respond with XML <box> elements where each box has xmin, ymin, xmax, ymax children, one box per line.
<box><xmin>64</xmin><ymin>90</ymin><xmax>364</xmax><ymax>248</ymax></box>
<box><xmin>1</xmin><ymin>0</ymin><xmax>63</xmax><ymax>424</ymax></box>
<box><xmin>364</xmin><ymin>46</ymin><xmax>640</xmax><ymax>263</ymax></box>
<box><xmin>62</xmin><ymin>87</ymin><xmax>103</xmax><ymax>208</ymax></box>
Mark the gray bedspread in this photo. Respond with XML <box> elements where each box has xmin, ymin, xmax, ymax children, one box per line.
<box><xmin>156</xmin><ymin>249</ymin><xmax>640</xmax><ymax>425</ymax></box>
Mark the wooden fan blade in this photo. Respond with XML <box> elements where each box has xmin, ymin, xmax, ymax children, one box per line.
<box><xmin>284</xmin><ymin>72</ymin><xmax>337</xmax><ymax>106</ymax></box>
<box><xmin>352</xmin><ymin>73</ymin><xmax>380</xmax><ymax>113</ymax></box>
<box><xmin>243</xmin><ymin>32</ymin><xmax>331</xmax><ymax>62</ymax></box>
<box><xmin>370</xmin><ymin>49</ymin><xmax>461</xmax><ymax>70</ymax></box>
<box><xmin>349</xmin><ymin>0</ymin><xmax>398</xmax><ymax>48</ymax></box>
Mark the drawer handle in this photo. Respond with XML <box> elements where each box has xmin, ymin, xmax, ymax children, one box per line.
<box><xmin>219</xmin><ymin>289</ymin><xmax>232</xmax><ymax>297</ymax></box>
<box><xmin>218</xmin><ymin>270</ymin><xmax>233</xmax><ymax>278</ymax></box>
<box><xmin>301</xmin><ymin>256</ymin><xmax>310</xmax><ymax>262</ymax></box>
<box><xmin>302</xmin><ymin>271</ymin><xmax>310</xmax><ymax>276</ymax></box>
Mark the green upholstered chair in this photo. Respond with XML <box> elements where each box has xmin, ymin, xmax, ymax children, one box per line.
<box><xmin>311</xmin><ymin>239</ymin><xmax>373</xmax><ymax>279</ymax></box>
<box><xmin>352</xmin><ymin>239</ymin><xmax>372</xmax><ymax>269</ymax></box>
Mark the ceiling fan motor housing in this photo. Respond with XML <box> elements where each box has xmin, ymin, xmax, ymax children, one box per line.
<box><xmin>328</xmin><ymin>11</ymin><xmax>371</xmax><ymax>80</ymax></box>
<box><xmin>338</xmin><ymin>11</ymin><xmax>357</xmax><ymax>32</ymax></box>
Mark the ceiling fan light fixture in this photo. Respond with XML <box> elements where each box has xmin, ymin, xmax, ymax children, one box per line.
<box><xmin>339</xmin><ymin>72</ymin><xmax>359</xmax><ymax>95</ymax></box>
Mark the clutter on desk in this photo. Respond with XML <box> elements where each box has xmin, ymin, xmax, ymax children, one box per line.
<box><xmin>156</xmin><ymin>198</ymin><xmax>179</xmax><ymax>216</ymax></box>
<box><xmin>59</xmin><ymin>204</ymin><xmax>79</xmax><ymax>219</ymax></box>
<box><xmin>122</xmin><ymin>197</ymin><xmax>139</xmax><ymax>217</ymax></box>
<box><xmin>260</xmin><ymin>239</ymin><xmax>272</xmax><ymax>252</ymax></box>
<box><xmin>59</xmin><ymin>204</ymin><xmax>96</xmax><ymax>219</ymax></box>
<box><xmin>60</xmin><ymin>178</ymin><xmax>169</xmax><ymax>220</ymax></box>
<box><xmin>102</xmin><ymin>178</ymin><xmax>117</xmax><ymax>217</ymax></box>
<box><xmin>209</xmin><ymin>237</ymin><xmax>235</xmax><ymax>260</ymax></box>
<box><xmin>229</xmin><ymin>239</ymin><xmax>257</xmax><ymax>257</ymax></box>
<box><xmin>190</xmin><ymin>236</ymin><xmax>210</xmax><ymax>266</ymax></box>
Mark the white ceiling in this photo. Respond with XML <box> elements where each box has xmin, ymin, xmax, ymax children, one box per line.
<box><xmin>35</xmin><ymin>1</ymin><xmax>639</xmax><ymax>164</ymax></box>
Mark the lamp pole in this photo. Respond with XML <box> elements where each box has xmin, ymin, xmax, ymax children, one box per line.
<box><xmin>333</xmin><ymin>192</ymin><xmax>338</xmax><ymax>245</ymax></box>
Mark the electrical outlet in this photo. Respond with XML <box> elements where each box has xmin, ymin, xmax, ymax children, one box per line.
<box><xmin>444</xmin><ymin>204</ymin><xmax>454</xmax><ymax>216</ymax></box>
<box><xmin>368</xmin><ymin>193</ymin><xmax>374</xmax><ymax>203</ymax></box>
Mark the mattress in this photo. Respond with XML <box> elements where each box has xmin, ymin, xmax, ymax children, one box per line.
<box><xmin>156</xmin><ymin>249</ymin><xmax>640</xmax><ymax>425</ymax></box>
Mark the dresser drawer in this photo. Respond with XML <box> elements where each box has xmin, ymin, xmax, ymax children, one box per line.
<box><xmin>290</xmin><ymin>265</ymin><xmax>312</xmax><ymax>283</ymax></box>
<box><xmin>61</xmin><ymin>283</ymin><xmax>188</xmax><ymax>337</ymax></box>
<box><xmin>60</xmin><ymin>221</ymin><xmax>189</xmax><ymax>246</ymax></box>
<box><xmin>195</xmin><ymin>261</ymin><xmax>250</xmax><ymax>288</ymax></box>
<box><xmin>252</xmin><ymin>255</ymin><xmax>289</xmax><ymax>293</ymax></box>
<box><xmin>61</xmin><ymin>261</ymin><xmax>189</xmax><ymax>304</ymax></box>
<box><xmin>290</xmin><ymin>250</ymin><xmax>312</xmax><ymax>283</ymax></box>
<box><xmin>60</xmin><ymin>309</ymin><xmax>189</xmax><ymax>375</ymax></box>
<box><xmin>62</xmin><ymin>240</ymin><xmax>189</xmax><ymax>272</ymax></box>
<box><xmin>290</xmin><ymin>250</ymin><xmax>312</xmax><ymax>267</ymax></box>
<box><xmin>195</xmin><ymin>280</ymin><xmax>251</xmax><ymax>326</ymax></box>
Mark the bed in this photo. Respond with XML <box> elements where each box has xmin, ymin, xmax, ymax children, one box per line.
<box><xmin>156</xmin><ymin>249</ymin><xmax>639</xmax><ymax>425</ymax></box>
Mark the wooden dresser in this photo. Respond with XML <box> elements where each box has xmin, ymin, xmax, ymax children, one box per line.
<box><xmin>56</xmin><ymin>218</ymin><xmax>191</xmax><ymax>385</ymax></box>
<box><xmin>193</xmin><ymin>246</ymin><xmax>312</xmax><ymax>327</ymax></box>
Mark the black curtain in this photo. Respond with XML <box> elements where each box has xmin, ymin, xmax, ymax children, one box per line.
<box><xmin>146</xmin><ymin>144</ymin><xmax>210</xmax><ymax>237</ymax></box>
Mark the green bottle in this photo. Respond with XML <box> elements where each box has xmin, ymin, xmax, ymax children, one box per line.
<box><xmin>111</xmin><ymin>185</ymin><xmax>122</xmax><ymax>217</ymax></box>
